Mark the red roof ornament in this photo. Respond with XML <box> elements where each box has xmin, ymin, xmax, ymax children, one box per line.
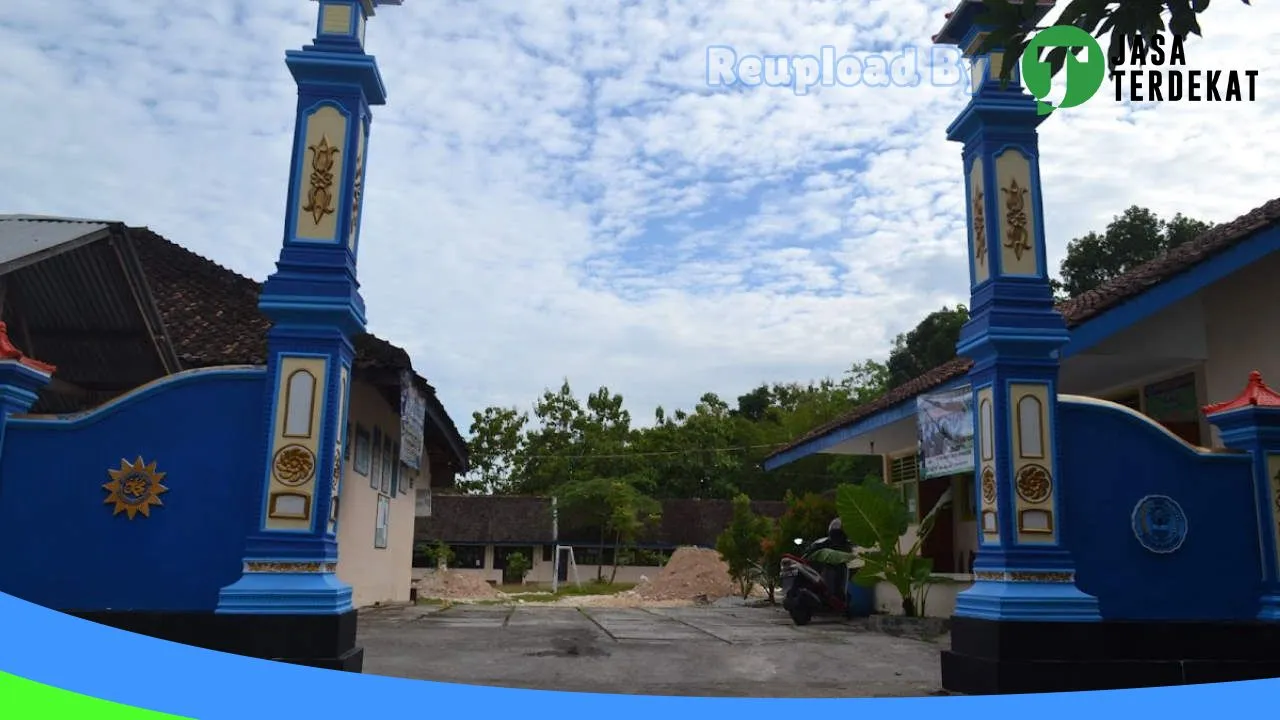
<box><xmin>1203</xmin><ymin>371</ymin><xmax>1280</xmax><ymax>415</ymax></box>
<box><xmin>0</xmin><ymin>321</ymin><xmax>56</xmax><ymax>375</ymax></box>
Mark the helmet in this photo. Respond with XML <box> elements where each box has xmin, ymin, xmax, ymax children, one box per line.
<box><xmin>828</xmin><ymin>518</ymin><xmax>842</xmax><ymax>533</ymax></box>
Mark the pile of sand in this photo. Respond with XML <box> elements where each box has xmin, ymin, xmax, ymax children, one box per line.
<box><xmin>634</xmin><ymin>546</ymin><xmax>737</xmax><ymax>602</ymax></box>
<box><xmin>414</xmin><ymin>570</ymin><xmax>502</xmax><ymax>600</ymax></box>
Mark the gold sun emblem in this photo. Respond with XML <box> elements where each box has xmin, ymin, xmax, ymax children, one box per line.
<box><xmin>104</xmin><ymin>457</ymin><xmax>169</xmax><ymax>520</ymax></box>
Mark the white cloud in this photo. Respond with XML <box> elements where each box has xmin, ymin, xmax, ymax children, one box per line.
<box><xmin>1</xmin><ymin>0</ymin><xmax>1276</xmax><ymax>434</ymax></box>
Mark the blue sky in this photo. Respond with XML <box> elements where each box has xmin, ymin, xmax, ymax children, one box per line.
<box><xmin>2</xmin><ymin>0</ymin><xmax>1277</xmax><ymax>433</ymax></box>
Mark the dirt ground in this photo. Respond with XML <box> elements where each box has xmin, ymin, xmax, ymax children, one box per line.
<box><xmin>357</xmin><ymin>602</ymin><xmax>945</xmax><ymax>697</ymax></box>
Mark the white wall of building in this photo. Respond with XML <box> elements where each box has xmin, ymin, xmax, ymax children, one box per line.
<box><xmin>410</xmin><ymin>545</ymin><xmax>663</xmax><ymax>587</ymax></box>
<box><xmin>1202</xmin><ymin>251</ymin><xmax>1280</xmax><ymax>443</ymax></box>
<box><xmin>336</xmin><ymin>379</ymin><xmax>428</xmax><ymax>608</ymax></box>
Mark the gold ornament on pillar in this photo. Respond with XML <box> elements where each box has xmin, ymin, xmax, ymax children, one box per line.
<box><xmin>972</xmin><ymin>187</ymin><xmax>988</xmax><ymax>266</ymax></box>
<box><xmin>1001</xmin><ymin>178</ymin><xmax>1031</xmax><ymax>261</ymax></box>
<box><xmin>303</xmin><ymin>136</ymin><xmax>340</xmax><ymax>225</ymax></box>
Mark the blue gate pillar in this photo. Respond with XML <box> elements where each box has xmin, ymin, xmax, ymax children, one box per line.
<box><xmin>217</xmin><ymin>0</ymin><xmax>403</xmax><ymax>615</ymax></box>
<box><xmin>1204</xmin><ymin>371</ymin><xmax>1280</xmax><ymax>621</ymax></box>
<box><xmin>934</xmin><ymin>1</ymin><xmax>1099</xmax><ymax>622</ymax></box>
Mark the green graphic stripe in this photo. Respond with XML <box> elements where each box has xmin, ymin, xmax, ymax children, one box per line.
<box><xmin>0</xmin><ymin>671</ymin><xmax>193</xmax><ymax>718</ymax></box>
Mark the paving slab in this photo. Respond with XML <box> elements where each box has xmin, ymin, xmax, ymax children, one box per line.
<box><xmin>357</xmin><ymin>603</ymin><xmax>944</xmax><ymax>697</ymax></box>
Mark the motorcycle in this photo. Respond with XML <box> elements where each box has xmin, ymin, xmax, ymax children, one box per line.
<box><xmin>780</xmin><ymin>535</ymin><xmax>856</xmax><ymax>626</ymax></box>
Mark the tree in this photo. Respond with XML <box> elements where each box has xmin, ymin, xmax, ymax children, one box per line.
<box><xmin>555</xmin><ymin>476</ymin><xmax>660</xmax><ymax>582</ymax></box>
<box><xmin>555</xmin><ymin>477</ymin><xmax>616</xmax><ymax>581</ymax></box>
<box><xmin>778</xmin><ymin>491</ymin><xmax>840</xmax><ymax>546</ymax></box>
<box><xmin>841</xmin><ymin>360</ymin><xmax>891</xmax><ymax>405</ymax></box>
<box><xmin>460</xmin><ymin>357</ymin><xmax>899</xmax><ymax>504</ymax></box>
<box><xmin>604</xmin><ymin>480</ymin><xmax>661</xmax><ymax>584</ymax></box>
<box><xmin>459</xmin><ymin>406</ymin><xmax>528</xmax><ymax>494</ymax></box>
<box><xmin>977</xmin><ymin>0</ymin><xmax>1250</xmax><ymax>84</ymax></box>
<box><xmin>757</xmin><ymin>526</ymin><xmax>785</xmax><ymax>604</ymax></box>
<box><xmin>416</xmin><ymin>540</ymin><xmax>454</xmax><ymax>571</ymax></box>
<box><xmin>504</xmin><ymin>551</ymin><xmax>531</xmax><ymax>584</ymax></box>
<box><xmin>886</xmin><ymin>306</ymin><xmax>969</xmax><ymax>386</ymax></box>
<box><xmin>1057</xmin><ymin>206</ymin><xmax>1212</xmax><ymax>298</ymax></box>
<box><xmin>733</xmin><ymin>385</ymin><xmax>774</xmax><ymax>422</ymax></box>
<box><xmin>715</xmin><ymin>494</ymin><xmax>771</xmax><ymax>599</ymax></box>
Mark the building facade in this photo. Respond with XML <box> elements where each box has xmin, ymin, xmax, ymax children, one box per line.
<box><xmin>0</xmin><ymin>216</ymin><xmax>470</xmax><ymax>610</ymax></box>
<box><xmin>765</xmin><ymin>197</ymin><xmax>1280</xmax><ymax>617</ymax></box>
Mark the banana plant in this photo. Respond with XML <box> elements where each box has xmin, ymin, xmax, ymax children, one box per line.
<box><xmin>810</xmin><ymin>479</ymin><xmax>953</xmax><ymax>617</ymax></box>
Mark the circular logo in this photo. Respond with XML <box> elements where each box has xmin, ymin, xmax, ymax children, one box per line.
<box><xmin>1015</xmin><ymin>464</ymin><xmax>1053</xmax><ymax>504</ymax></box>
<box><xmin>119</xmin><ymin>472</ymin><xmax>151</xmax><ymax>505</ymax></box>
<box><xmin>272</xmin><ymin>444</ymin><xmax>316</xmax><ymax>487</ymax></box>
<box><xmin>1021</xmin><ymin>25</ymin><xmax>1106</xmax><ymax>115</ymax></box>
<box><xmin>1131</xmin><ymin>495</ymin><xmax>1188</xmax><ymax>554</ymax></box>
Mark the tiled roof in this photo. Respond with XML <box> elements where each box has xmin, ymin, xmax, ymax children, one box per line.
<box><xmin>126</xmin><ymin>227</ymin><xmax>469</xmax><ymax>467</ymax></box>
<box><xmin>416</xmin><ymin>495</ymin><xmax>788</xmax><ymax>548</ymax></box>
<box><xmin>1055</xmin><ymin>198</ymin><xmax>1280</xmax><ymax>328</ymax></box>
<box><xmin>415</xmin><ymin>495</ymin><xmax>556</xmax><ymax>545</ymax></box>
<box><xmin>765</xmin><ymin>196</ymin><xmax>1280</xmax><ymax>463</ymax></box>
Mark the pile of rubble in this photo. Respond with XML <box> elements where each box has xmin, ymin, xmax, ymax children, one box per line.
<box><xmin>414</xmin><ymin>570</ymin><xmax>503</xmax><ymax>601</ymax></box>
<box><xmin>633</xmin><ymin>546</ymin><xmax>738</xmax><ymax>602</ymax></box>
<box><xmin>412</xmin><ymin>547</ymin><xmax>760</xmax><ymax>606</ymax></box>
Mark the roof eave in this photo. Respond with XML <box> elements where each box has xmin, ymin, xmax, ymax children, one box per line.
<box><xmin>762</xmin><ymin>374</ymin><xmax>968</xmax><ymax>470</ymax></box>
<box><xmin>764</xmin><ymin>203</ymin><xmax>1280</xmax><ymax>470</ymax></box>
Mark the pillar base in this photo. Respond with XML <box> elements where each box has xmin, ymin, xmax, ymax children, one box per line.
<box><xmin>216</xmin><ymin>571</ymin><xmax>354</xmax><ymax>615</ymax></box>
<box><xmin>954</xmin><ymin>580</ymin><xmax>1101</xmax><ymax>622</ymax></box>
<box><xmin>943</xmin><ymin>616</ymin><xmax>1280</xmax><ymax>694</ymax></box>
<box><xmin>68</xmin><ymin>609</ymin><xmax>363</xmax><ymax>672</ymax></box>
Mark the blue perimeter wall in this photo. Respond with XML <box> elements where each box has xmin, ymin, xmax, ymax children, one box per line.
<box><xmin>1058</xmin><ymin>398</ymin><xmax>1261</xmax><ymax>620</ymax></box>
<box><xmin>0</xmin><ymin>368</ymin><xmax>266</xmax><ymax>612</ymax></box>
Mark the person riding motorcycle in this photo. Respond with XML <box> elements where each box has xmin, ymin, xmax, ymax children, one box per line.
<box><xmin>806</xmin><ymin>518</ymin><xmax>853</xmax><ymax>596</ymax></box>
<box><xmin>807</xmin><ymin>518</ymin><xmax>852</xmax><ymax>555</ymax></box>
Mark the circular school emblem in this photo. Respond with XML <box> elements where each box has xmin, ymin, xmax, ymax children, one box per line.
<box><xmin>1131</xmin><ymin>495</ymin><xmax>1187</xmax><ymax>554</ymax></box>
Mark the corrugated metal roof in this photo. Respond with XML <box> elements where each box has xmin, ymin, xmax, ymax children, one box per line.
<box><xmin>1</xmin><ymin>218</ymin><xmax>174</xmax><ymax>405</ymax></box>
<box><xmin>0</xmin><ymin>216</ymin><xmax>113</xmax><ymax>274</ymax></box>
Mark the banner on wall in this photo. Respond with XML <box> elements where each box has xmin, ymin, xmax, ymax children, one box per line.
<box><xmin>399</xmin><ymin>370</ymin><xmax>427</xmax><ymax>471</ymax></box>
<box><xmin>916</xmin><ymin>385</ymin><xmax>974</xmax><ymax>479</ymax></box>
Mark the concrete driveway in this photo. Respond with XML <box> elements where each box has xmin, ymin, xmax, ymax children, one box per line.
<box><xmin>358</xmin><ymin>603</ymin><xmax>944</xmax><ymax>697</ymax></box>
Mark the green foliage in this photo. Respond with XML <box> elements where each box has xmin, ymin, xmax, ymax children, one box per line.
<box><xmin>460</xmin><ymin>406</ymin><xmax>528</xmax><ymax>494</ymax></box>
<box><xmin>715</xmin><ymin>494</ymin><xmax>772</xmax><ymax>599</ymax></box>
<box><xmin>504</xmin><ymin>551</ymin><xmax>531</xmax><ymax>583</ymax></box>
<box><xmin>416</xmin><ymin>540</ymin><xmax>455</xmax><ymax>570</ymax></box>
<box><xmin>556</xmin><ymin>476</ymin><xmax>660</xmax><ymax>582</ymax></box>
<box><xmin>976</xmin><ymin>0</ymin><xmax>1249</xmax><ymax>84</ymax></box>
<box><xmin>461</xmin><ymin>370</ymin><xmax>887</xmax><ymax>502</ymax></box>
<box><xmin>886</xmin><ymin>306</ymin><xmax>969</xmax><ymax>387</ymax></box>
<box><xmin>756</xmin><ymin>526</ymin><xmax>784</xmax><ymax>604</ymax></box>
<box><xmin>778</xmin><ymin>491</ymin><xmax>839</xmax><ymax>547</ymax></box>
<box><xmin>1056</xmin><ymin>206</ymin><xmax>1213</xmax><ymax>299</ymax></box>
<box><xmin>634</xmin><ymin>549</ymin><xmax>668</xmax><ymax>567</ymax></box>
<box><xmin>810</xmin><ymin>479</ymin><xmax>953</xmax><ymax>617</ymax></box>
